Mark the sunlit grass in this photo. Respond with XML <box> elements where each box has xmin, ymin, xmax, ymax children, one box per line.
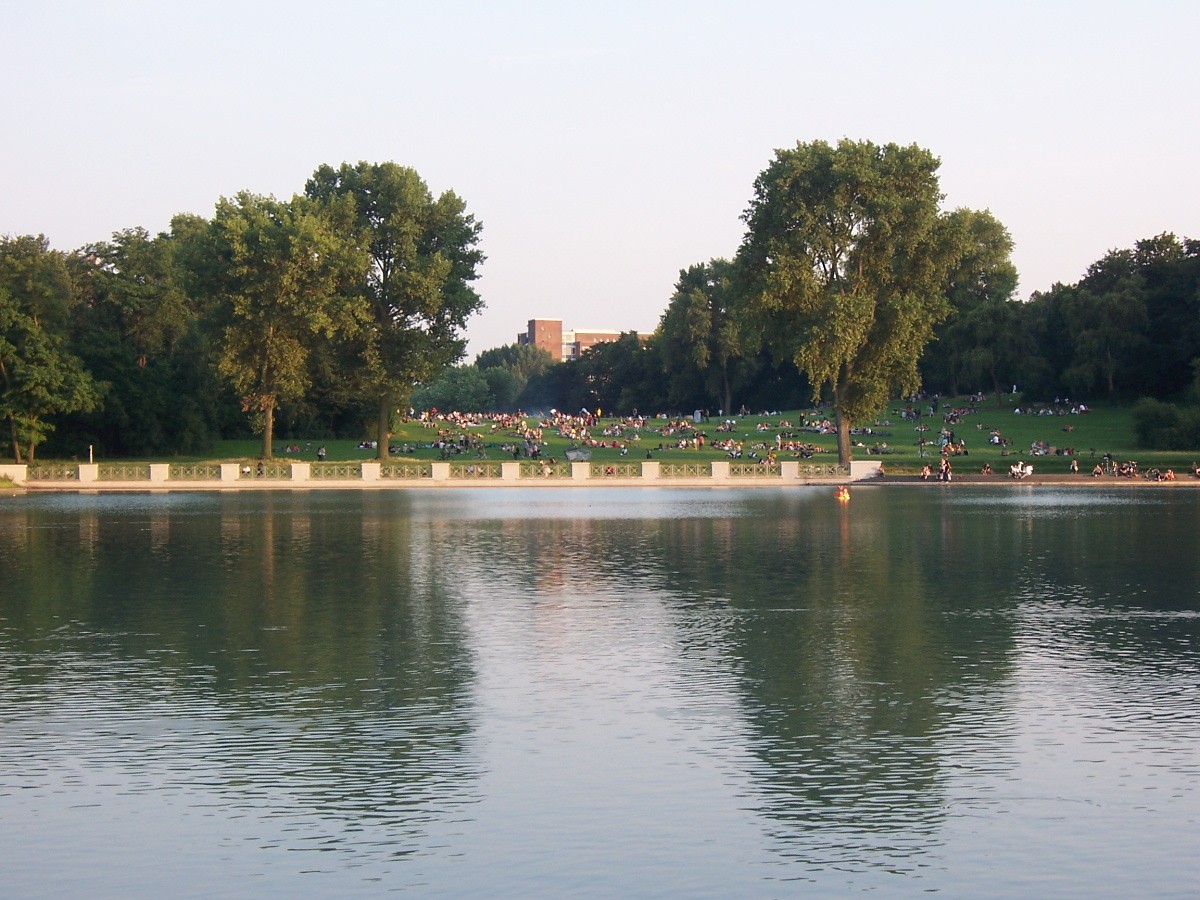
<box><xmin>9</xmin><ymin>395</ymin><xmax>1200</xmax><ymax>476</ymax></box>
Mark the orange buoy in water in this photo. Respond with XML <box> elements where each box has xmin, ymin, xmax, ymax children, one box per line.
<box><xmin>835</xmin><ymin>485</ymin><xmax>850</xmax><ymax>501</ymax></box>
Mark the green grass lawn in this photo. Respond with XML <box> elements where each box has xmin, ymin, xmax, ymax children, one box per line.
<box><xmin>8</xmin><ymin>396</ymin><xmax>1200</xmax><ymax>476</ymax></box>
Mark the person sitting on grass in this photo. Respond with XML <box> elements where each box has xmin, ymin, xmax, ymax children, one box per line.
<box><xmin>981</xmin><ymin>462</ymin><xmax>993</xmax><ymax>475</ymax></box>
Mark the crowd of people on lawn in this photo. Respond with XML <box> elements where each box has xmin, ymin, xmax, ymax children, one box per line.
<box><xmin>262</xmin><ymin>398</ymin><xmax>1196</xmax><ymax>481</ymax></box>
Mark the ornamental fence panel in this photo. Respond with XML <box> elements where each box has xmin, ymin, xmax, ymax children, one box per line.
<box><xmin>729</xmin><ymin>462</ymin><xmax>782</xmax><ymax>478</ymax></box>
<box><xmin>449</xmin><ymin>462</ymin><xmax>503</xmax><ymax>479</ymax></box>
<box><xmin>98</xmin><ymin>463</ymin><xmax>151</xmax><ymax>481</ymax></box>
<box><xmin>380</xmin><ymin>463</ymin><xmax>433</xmax><ymax>479</ymax></box>
<box><xmin>520</xmin><ymin>461</ymin><xmax>572</xmax><ymax>479</ymax></box>
<box><xmin>658</xmin><ymin>462</ymin><xmax>712</xmax><ymax>478</ymax></box>
<box><xmin>239</xmin><ymin>462</ymin><xmax>293</xmax><ymax>479</ymax></box>
<box><xmin>797</xmin><ymin>463</ymin><xmax>851</xmax><ymax>479</ymax></box>
<box><xmin>308</xmin><ymin>463</ymin><xmax>361</xmax><ymax>480</ymax></box>
<box><xmin>27</xmin><ymin>464</ymin><xmax>79</xmax><ymax>481</ymax></box>
<box><xmin>590</xmin><ymin>462</ymin><xmax>642</xmax><ymax>478</ymax></box>
<box><xmin>168</xmin><ymin>463</ymin><xmax>222</xmax><ymax>481</ymax></box>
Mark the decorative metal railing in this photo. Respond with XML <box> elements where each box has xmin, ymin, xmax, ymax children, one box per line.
<box><xmin>590</xmin><ymin>462</ymin><xmax>642</xmax><ymax>478</ymax></box>
<box><xmin>658</xmin><ymin>462</ymin><xmax>712</xmax><ymax>478</ymax></box>
<box><xmin>239</xmin><ymin>461</ymin><xmax>293</xmax><ymax>479</ymax></box>
<box><xmin>729</xmin><ymin>462</ymin><xmax>782</xmax><ymax>477</ymax></box>
<box><xmin>98</xmin><ymin>463</ymin><xmax>151</xmax><ymax>481</ymax></box>
<box><xmin>380</xmin><ymin>463</ymin><xmax>433</xmax><ymax>479</ymax></box>
<box><xmin>797</xmin><ymin>463</ymin><xmax>850</xmax><ymax>479</ymax></box>
<box><xmin>448</xmin><ymin>462</ymin><xmax>503</xmax><ymax>479</ymax></box>
<box><xmin>26</xmin><ymin>464</ymin><xmax>79</xmax><ymax>481</ymax></box>
<box><xmin>308</xmin><ymin>463</ymin><xmax>361</xmax><ymax>480</ymax></box>
<box><xmin>520</xmin><ymin>461</ymin><xmax>572</xmax><ymax>479</ymax></box>
<box><xmin>14</xmin><ymin>457</ymin><xmax>857</xmax><ymax>486</ymax></box>
<box><xmin>168</xmin><ymin>463</ymin><xmax>222</xmax><ymax>481</ymax></box>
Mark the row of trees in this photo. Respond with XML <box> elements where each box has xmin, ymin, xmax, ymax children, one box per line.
<box><xmin>422</xmin><ymin>140</ymin><xmax>997</xmax><ymax>464</ymax></box>
<box><xmin>429</xmin><ymin>146</ymin><xmax>1200</xmax><ymax>462</ymax></box>
<box><xmin>2</xmin><ymin>162</ymin><xmax>483</xmax><ymax>463</ymax></box>
<box><xmin>5</xmin><ymin>142</ymin><xmax>1200</xmax><ymax>464</ymax></box>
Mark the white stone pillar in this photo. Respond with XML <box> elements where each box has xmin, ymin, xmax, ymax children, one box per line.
<box><xmin>641</xmin><ymin>461</ymin><xmax>660</xmax><ymax>481</ymax></box>
<box><xmin>360</xmin><ymin>462</ymin><xmax>380</xmax><ymax>482</ymax></box>
<box><xmin>149</xmin><ymin>464</ymin><xmax>169</xmax><ymax>483</ymax></box>
<box><xmin>849</xmin><ymin>460</ymin><xmax>882</xmax><ymax>481</ymax></box>
<box><xmin>78</xmin><ymin>464</ymin><xmax>98</xmax><ymax>483</ymax></box>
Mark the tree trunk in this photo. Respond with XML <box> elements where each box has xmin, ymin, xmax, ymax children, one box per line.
<box><xmin>375</xmin><ymin>393</ymin><xmax>391</xmax><ymax>462</ymax></box>
<box><xmin>832</xmin><ymin>383</ymin><xmax>853</xmax><ymax>465</ymax></box>
<box><xmin>834</xmin><ymin>410</ymin><xmax>852</xmax><ymax>464</ymax></box>
<box><xmin>262</xmin><ymin>403</ymin><xmax>274</xmax><ymax>459</ymax></box>
<box><xmin>721</xmin><ymin>365</ymin><xmax>732</xmax><ymax>418</ymax></box>
<box><xmin>990</xmin><ymin>364</ymin><xmax>1003</xmax><ymax>408</ymax></box>
<box><xmin>8</xmin><ymin>416</ymin><xmax>21</xmax><ymax>465</ymax></box>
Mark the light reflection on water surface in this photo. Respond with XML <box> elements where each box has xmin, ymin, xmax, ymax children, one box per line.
<box><xmin>0</xmin><ymin>487</ymin><xmax>1198</xmax><ymax>897</ymax></box>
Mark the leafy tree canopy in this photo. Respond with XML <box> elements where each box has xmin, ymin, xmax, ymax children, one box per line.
<box><xmin>0</xmin><ymin>236</ymin><xmax>100</xmax><ymax>461</ymax></box>
<box><xmin>305</xmin><ymin>161</ymin><xmax>485</xmax><ymax>459</ymax></box>
<box><xmin>736</xmin><ymin>139</ymin><xmax>968</xmax><ymax>462</ymax></box>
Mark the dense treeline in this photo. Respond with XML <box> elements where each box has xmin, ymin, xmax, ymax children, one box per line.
<box><xmin>420</xmin><ymin>229</ymin><xmax>1200</xmax><ymax>422</ymax></box>
<box><xmin>2</xmin><ymin>161</ymin><xmax>483</xmax><ymax>462</ymax></box>
<box><xmin>440</xmin><ymin>229</ymin><xmax>1200</xmax><ymax>460</ymax></box>
<box><xmin>5</xmin><ymin>144</ymin><xmax>1200</xmax><ymax>463</ymax></box>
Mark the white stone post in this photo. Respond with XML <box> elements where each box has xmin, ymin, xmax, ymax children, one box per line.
<box><xmin>78</xmin><ymin>464</ymin><xmax>98</xmax><ymax>483</ymax></box>
<box><xmin>849</xmin><ymin>460</ymin><xmax>882</xmax><ymax>481</ymax></box>
<box><xmin>360</xmin><ymin>462</ymin><xmax>380</xmax><ymax>482</ymax></box>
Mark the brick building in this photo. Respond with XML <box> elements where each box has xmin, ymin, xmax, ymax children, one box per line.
<box><xmin>517</xmin><ymin>318</ymin><xmax>637</xmax><ymax>362</ymax></box>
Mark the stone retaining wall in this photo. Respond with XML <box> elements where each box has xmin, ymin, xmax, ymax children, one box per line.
<box><xmin>1</xmin><ymin>460</ymin><xmax>876</xmax><ymax>490</ymax></box>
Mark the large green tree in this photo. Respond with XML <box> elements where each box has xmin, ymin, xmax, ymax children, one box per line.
<box><xmin>305</xmin><ymin>162</ymin><xmax>485</xmax><ymax>460</ymax></box>
<box><xmin>411</xmin><ymin>364</ymin><xmax>493</xmax><ymax>413</ymax></box>
<box><xmin>658</xmin><ymin>259</ymin><xmax>752</xmax><ymax>415</ymax></box>
<box><xmin>60</xmin><ymin>227</ymin><xmax>227</xmax><ymax>456</ymax></box>
<box><xmin>475</xmin><ymin>342</ymin><xmax>556</xmax><ymax>403</ymax></box>
<box><xmin>921</xmin><ymin>208</ymin><xmax>1018</xmax><ymax>397</ymax></box>
<box><xmin>0</xmin><ymin>236</ymin><xmax>101</xmax><ymax>462</ymax></box>
<box><xmin>736</xmin><ymin>139</ymin><xmax>965</xmax><ymax>463</ymax></box>
<box><xmin>205</xmin><ymin>192</ymin><xmax>365</xmax><ymax>459</ymax></box>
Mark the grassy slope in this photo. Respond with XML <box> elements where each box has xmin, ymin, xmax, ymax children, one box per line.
<box><xmin>8</xmin><ymin>395</ymin><xmax>1194</xmax><ymax>476</ymax></box>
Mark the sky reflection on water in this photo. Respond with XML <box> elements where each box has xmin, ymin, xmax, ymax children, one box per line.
<box><xmin>1</xmin><ymin>488</ymin><xmax>1198</xmax><ymax>897</ymax></box>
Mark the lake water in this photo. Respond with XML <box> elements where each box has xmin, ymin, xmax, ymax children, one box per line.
<box><xmin>1</xmin><ymin>486</ymin><xmax>1198</xmax><ymax>897</ymax></box>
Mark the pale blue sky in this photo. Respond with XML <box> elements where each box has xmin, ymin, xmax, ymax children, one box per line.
<box><xmin>3</xmin><ymin>1</ymin><xmax>1197</xmax><ymax>356</ymax></box>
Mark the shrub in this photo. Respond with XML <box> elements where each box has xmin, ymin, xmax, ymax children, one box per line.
<box><xmin>1131</xmin><ymin>397</ymin><xmax>1200</xmax><ymax>449</ymax></box>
